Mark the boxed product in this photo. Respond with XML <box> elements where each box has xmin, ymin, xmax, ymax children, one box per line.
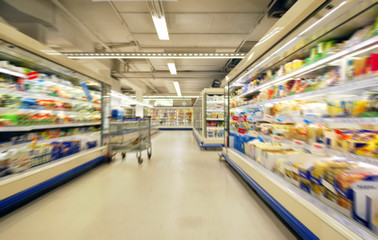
<box><xmin>335</xmin><ymin>166</ymin><xmax>378</xmax><ymax>232</ymax></box>
<box><xmin>7</xmin><ymin>146</ymin><xmax>31</xmax><ymax>173</ymax></box>
<box><xmin>0</xmin><ymin>151</ymin><xmax>9</xmax><ymax>177</ymax></box>
<box><xmin>263</xmin><ymin>149</ymin><xmax>302</xmax><ymax>171</ymax></box>
<box><xmin>30</xmin><ymin>144</ymin><xmax>53</xmax><ymax>167</ymax></box>
<box><xmin>278</xmin><ymin>155</ymin><xmax>310</xmax><ymax>187</ymax></box>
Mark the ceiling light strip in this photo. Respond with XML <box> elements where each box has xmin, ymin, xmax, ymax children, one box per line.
<box><xmin>167</xmin><ymin>62</ymin><xmax>177</xmax><ymax>74</ymax></box>
<box><xmin>173</xmin><ymin>81</ymin><xmax>181</xmax><ymax>97</ymax></box>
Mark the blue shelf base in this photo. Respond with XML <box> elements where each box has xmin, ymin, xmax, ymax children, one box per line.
<box><xmin>192</xmin><ymin>130</ymin><xmax>224</xmax><ymax>149</ymax></box>
<box><xmin>0</xmin><ymin>155</ymin><xmax>105</xmax><ymax>216</ymax></box>
<box><xmin>158</xmin><ymin>127</ymin><xmax>192</xmax><ymax>130</ymax></box>
<box><xmin>222</xmin><ymin>152</ymin><xmax>318</xmax><ymax>240</ymax></box>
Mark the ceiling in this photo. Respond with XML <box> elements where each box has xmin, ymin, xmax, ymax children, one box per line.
<box><xmin>0</xmin><ymin>0</ymin><xmax>280</xmax><ymax>96</ymax></box>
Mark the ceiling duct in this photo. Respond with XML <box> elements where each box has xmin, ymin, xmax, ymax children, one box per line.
<box><xmin>268</xmin><ymin>0</ymin><xmax>298</xmax><ymax>18</ymax></box>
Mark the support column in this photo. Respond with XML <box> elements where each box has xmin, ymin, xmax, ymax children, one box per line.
<box><xmin>135</xmin><ymin>89</ymin><xmax>143</xmax><ymax>118</ymax></box>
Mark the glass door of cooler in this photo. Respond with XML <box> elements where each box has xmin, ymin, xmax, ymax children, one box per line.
<box><xmin>0</xmin><ymin>39</ymin><xmax>108</xmax><ymax>178</ymax></box>
<box><xmin>193</xmin><ymin>96</ymin><xmax>202</xmax><ymax>135</ymax></box>
<box><xmin>205</xmin><ymin>93</ymin><xmax>224</xmax><ymax>139</ymax></box>
<box><xmin>227</xmin><ymin>3</ymin><xmax>378</xmax><ymax>235</ymax></box>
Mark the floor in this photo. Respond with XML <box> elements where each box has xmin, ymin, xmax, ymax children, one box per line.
<box><xmin>0</xmin><ymin>131</ymin><xmax>296</xmax><ymax>240</ymax></box>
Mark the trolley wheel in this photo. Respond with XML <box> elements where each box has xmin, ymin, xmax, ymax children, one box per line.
<box><xmin>147</xmin><ymin>146</ymin><xmax>152</xmax><ymax>159</ymax></box>
<box><xmin>121</xmin><ymin>152</ymin><xmax>126</xmax><ymax>160</ymax></box>
<box><xmin>137</xmin><ymin>152</ymin><xmax>143</xmax><ymax>164</ymax></box>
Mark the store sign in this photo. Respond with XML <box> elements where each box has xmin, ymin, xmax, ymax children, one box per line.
<box><xmin>153</xmin><ymin>99</ymin><xmax>173</xmax><ymax>106</ymax></box>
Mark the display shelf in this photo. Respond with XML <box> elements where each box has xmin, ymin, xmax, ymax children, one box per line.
<box><xmin>206</xmin><ymin>109</ymin><xmax>224</xmax><ymax>112</ymax></box>
<box><xmin>0</xmin><ymin>146</ymin><xmax>107</xmax><ymax>201</ymax></box>
<box><xmin>260</xmin><ymin>116</ymin><xmax>377</xmax><ymax>125</ymax></box>
<box><xmin>0</xmin><ymin>88</ymin><xmax>101</xmax><ymax>107</ymax></box>
<box><xmin>232</xmin><ymin>76</ymin><xmax>378</xmax><ymax>110</ymax></box>
<box><xmin>257</xmin><ymin>133</ymin><xmax>378</xmax><ymax>166</ymax></box>
<box><xmin>206</xmin><ymin>118</ymin><xmax>224</xmax><ymax>121</ymax></box>
<box><xmin>224</xmin><ymin>148</ymin><xmax>377</xmax><ymax>240</ymax></box>
<box><xmin>235</xmin><ymin>36</ymin><xmax>378</xmax><ymax>99</ymax></box>
<box><xmin>0</xmin><ymin>107</ymin><xmax>94</xmax><ymax>115</ymax></box>
<box><xmin>0</xmin><ymin>67</ymin><xmax>26</xmax><ymax>78</ymax></box>
<box><xmin>0</xmin><ymin>122</ymin><xmax>101</xmax><ymax>132</ymax></box>
<box><xmin>325</xmin><ymin>149</ymin><xmax>378</xmax><ymax>166</ymax></box>
<box><xmin>206</xmin><ymin>127</ymin><xmax>224</xmax><ymax>130</ymax></box>
<box><xmin>0</xmin><ymin>131</ymin><xmax>100</xmax><ymax>150</ymax></box>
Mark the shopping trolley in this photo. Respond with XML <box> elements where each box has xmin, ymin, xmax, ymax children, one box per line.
<box><xmin>108</xmin><ymin>117</ymin><xmax>152</xmax><ymax>164</ymax></box>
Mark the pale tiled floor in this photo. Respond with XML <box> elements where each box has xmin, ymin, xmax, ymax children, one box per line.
<box><xmin>0</xmin><ymin>131</ymin><xmax>296</xmax><ymax>240</ymax></box>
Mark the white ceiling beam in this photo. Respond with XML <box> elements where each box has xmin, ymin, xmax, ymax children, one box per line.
<box><xmin>118</xmin><ymin>11</ymin><xmax>264</xmax><ymax>14</ymax></box>
<box><xmin>117</xmin><ymin>71</ymin><xmax>226</xmax><ymax>78</ymax></box>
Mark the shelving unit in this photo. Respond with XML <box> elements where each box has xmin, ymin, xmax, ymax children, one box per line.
<box><xmin>193</xmin><ymin>88</ymin><xmax>225</xmax><ymax>148</ymax></box>
<box><xmin>224</xmin><ymin>1</ymin><xmax>378</xmax><ymax>239</ymax></box>
<box><xmin>0</xmin><ymin>122</ymin><xmax>101</xmax><ymax>132</ymax></box>
<box><xmin>0</xmin><ymin>22</ymin><xmax>111</xmax><ymax>214</ymax></box>
<box><xmin>144</xmin><ymin>107</ymin><xmax>193</xmax><ymax>130</ymax></box>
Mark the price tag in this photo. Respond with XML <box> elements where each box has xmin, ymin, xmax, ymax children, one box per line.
<box><xmin>276</xmin><ymin>114</ymin><xmax>288</xmax><ymax>123</ymax></box>
<box><xmin>273</xmin><ymin>135</ymin><xmax>281</xmax><ymax>141</ymax></box>
<box><xmin>265</xmin><ymin>114</ymin><xmax>273</xmax><ymax>119</ymax></box>
<box><xmin>293</xmin><ymin>140</ymin><xmax>305</xmax><ymax>147</ymax></box>
<box><xmin>26</xmin><ymin>71</ymin><xmax>38</xmax><ymax>80</ymax></box>
<box><xmin>304</xmin><ymin>114</ymin><xmax>319</xmax><ymax>124</ymax></box>
<box><xmin>313</xmin><ymin>143</ymin><xmax>324</xmax><ymax>150</ymax></box>
<box><xmin>312</xmin><ymin>143</ymin><xmax>325</xmax><ymax>154</ymax></box>
<box><xmin>250</xmin><ymin>131</ymin><xmax>259</xmax><ymax>137</ymax></box>
<box><xmin>232</xmin><ymin>116</ymin><xmax>239</xmax><ymax>121</ymax></box>
<box><xmin>238</xmin><ymin>128</ymin><xmax>247</xmax><ymax>134</ymax></box>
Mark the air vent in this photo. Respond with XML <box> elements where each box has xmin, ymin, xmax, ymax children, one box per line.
<box><xmin>268</xmin><ymin>0</ymin><xmax>297</xmax><ymax>18</ymax></box>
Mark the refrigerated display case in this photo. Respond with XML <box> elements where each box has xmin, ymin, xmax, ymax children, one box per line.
<box><xmin>0</xmin><ymin>22</ymin><xmax>110</xmax><ymax>214</ymax></box>
<box><xmin>193</xmin><ymin>88</ymin><xmax>224</xmax><ymax>148</ymax></box>
<box><xmin>223</xmin><ymin>0</ymin><xmax>378</xmax><ymax>239</ymax></box>
<box><xmin>144</xmin><ymin>107</ymin><xmax>193</xmax><ymax>130</ymax></box>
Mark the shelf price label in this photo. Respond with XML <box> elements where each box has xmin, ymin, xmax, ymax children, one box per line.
<box><xmin>265</xmin><ymin>114</ymin><xmax>273</xmax><ymax>120</ymax></box>
<box><xmin>312</xmin><ymin>143</ymin><xmax>325</xmax><ymax>154</ymax></box>
<box><xmin>26</xmin><ymin>71</ymin><xmax>38</xmax><ymax>80</ymax></box>
<box><xmin>304</xmin><ymin>114</ymin><xmax>319</xmax><ymax>124</ymax></box>
<box><xmin>273</xmin><ymin>135</ymin><xmax>281</xmax><ymax>141</ymax></box>
<box><xmin>293</xmin><ymin>140</ymin><xmax>305</xmax><ymax>147</ymax></box>
<box><xmin>276</xmin><ymin>114</ymin><xmax>288</xmax><ymax>123</ymax></box>
<box><xmin>250</xmin><ymin>131</ymin><xmax>259</xmax><ymax>137</ymax></box>
<box><xmin>232</xmin><ymin>116</ymin><xmax>239</xmax><ymax>121</ymax></box>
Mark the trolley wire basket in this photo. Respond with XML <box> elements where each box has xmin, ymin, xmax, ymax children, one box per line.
<box><xmin>108</xmin><ymin>117</ymin><xmax>152</xmax><ymax>164</ymax></box>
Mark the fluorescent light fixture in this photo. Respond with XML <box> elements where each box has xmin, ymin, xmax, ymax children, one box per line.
<box><xmin>152</xmin><ymin>15</ymin><xmax>169</xmax><ymax>40</ymax></box>
<box><xmin>167</xmin><ymin>61</ymin><xmax>177</xmax><ymax>75</ymax></box>
<box><xmin>299</xmin><ymin>1</ymin><xmax>347</xmax><ymax>36</ymax></box>
<box><xmin>111</xmin><ymin>90</ymin><xmax>152</xmax><ymax>108</ymax></box>
<box><xmin>173</xmin><ymin>81</ymin><xmax>181</xmax><ymax>96</ymax></box>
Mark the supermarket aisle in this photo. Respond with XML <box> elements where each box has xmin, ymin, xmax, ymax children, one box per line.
<box><xmin>0</xmin><ymin>131</ymin><xmax>296</xmax><ymax>240</ymax></box>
